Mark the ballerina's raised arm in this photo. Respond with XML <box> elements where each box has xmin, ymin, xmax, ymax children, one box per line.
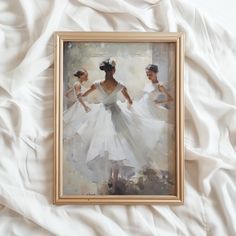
<box><xmin>155</xmin><ymin>83</ymin><xmax>173</xmax><ymax>104</ymax></box>
<box><xmin>81</xmin><ymin>84</ymin><xmax>96</xmax><ymax>98</ymax></box>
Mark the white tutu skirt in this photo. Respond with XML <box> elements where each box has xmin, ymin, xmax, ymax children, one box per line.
<box><xmin>63</xmin><ymin>101</ymin><xmax>98</xmax><ymax>139</ymax></box>
<box><xmin>63</xmin><ymin>101</ymin><xmax>170</xmax><ymax>183</ymax></box>
<box><xmin>131</xmin><ymin>98</ymin><xmax>175</xmax><ymax>170</ymax></box>
<box><xmin>132</xmin><ymin>95</ymin><xmax>170</xmax><ymax>122</ymax></box>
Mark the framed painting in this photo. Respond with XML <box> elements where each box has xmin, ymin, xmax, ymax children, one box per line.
<box><xmin>54</xmin><ymin>32</ymin><xmax>184</xmax><ymax>204</ymax></box>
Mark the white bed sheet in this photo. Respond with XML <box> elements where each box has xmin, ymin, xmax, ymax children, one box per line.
<box><xmin>0</xmin><ymin>0</ymin><xmax>236</xmax><ymax>235</ymax></box>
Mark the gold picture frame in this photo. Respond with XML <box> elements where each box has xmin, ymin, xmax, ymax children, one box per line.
<box><xmin>54</xmin><ymin>32</ymin><xmax>184</xmax><ymax>204</ymax></box>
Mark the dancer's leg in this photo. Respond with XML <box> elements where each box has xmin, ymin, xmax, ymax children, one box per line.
<box><xmin>112</xmin><ymin>166</ymin><xmax>119</xmax><ymax>194</ymax></box>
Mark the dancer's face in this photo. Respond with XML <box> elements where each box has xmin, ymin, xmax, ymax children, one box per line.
<box><xmin>80</xmin><ymin>72</ymin><xmax>88</xmax><ymax>82</ymax></box>
<box><xmin>146</xmin><ymin>70</ymin><xmax>158</xmax><ymax>83</ymax></box>
<box><xmin>105</xmin><ymin>67</ymin><xmax>116</xmax><ymax>78</ymax></box>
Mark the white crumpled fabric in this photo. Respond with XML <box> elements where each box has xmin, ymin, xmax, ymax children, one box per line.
<box><xmin>0</xmin><ymin>0</ymin><xmax>236</xmax><ymax>235</ymax></box>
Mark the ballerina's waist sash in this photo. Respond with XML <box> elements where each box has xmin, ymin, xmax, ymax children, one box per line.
<box><xmin>102</xmin><ymin>102</ymin><xmax>121</xmax><ymax>111</ymax></box>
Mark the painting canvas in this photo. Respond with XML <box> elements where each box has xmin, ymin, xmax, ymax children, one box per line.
<box><xmin>54</xmin><ymin>32</ymin><xmax>184</xmax><ymax>204</ymax></box>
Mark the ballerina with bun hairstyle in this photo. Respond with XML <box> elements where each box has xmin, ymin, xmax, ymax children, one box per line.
<box><xmin>63</xmin><ymin>68</ymin><xmax>92</xmax><ymax>140</ymax></box>
<box><xmin>64</xmin><ymin>68</ymin><xmax>91</xmax><ymax>113</ymax></box>
<box><xmin>131</xmin><ymin>63</ymin><xmax>175</xmax><ymax>173</ymax></box>
<box><xmin>82</xmin><ymin>58</ymin><xmax>133</xmax><ymax>108</ymax></box>
<box><xmin>132</xmin><ymin>63</ymin><xmax>174</xmax><ymax>123</ymax></box>
<box><xmin>80</xmin><ymin>58</ymin><xmax>135</xmax><ymax>193</ymax></box>
<box><xmin>145</xmin><ymin>64</ymin><xmax>173</xmax><ymax>106</ymax></box>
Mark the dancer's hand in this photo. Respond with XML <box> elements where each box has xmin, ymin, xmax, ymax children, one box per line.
<box><xmin>84</xmin><ymin>105</ymin><xmax>91</xmax><ymax>113</ymax></box>
<box><xmin>154</xmin><ymin>100</ymin><xmax>170</xmax><ymax>105</ymax></box>
<box><xmin>127</xmin><ymin>101</ymin><xmax>133</xmax><ymax>110</ymax></box>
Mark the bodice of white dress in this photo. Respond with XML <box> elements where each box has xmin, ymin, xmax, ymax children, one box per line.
<box><xmin>74</xmin><ymin>82</ymin><xmax>88</xmax><ymax>98</ymax></box>
<box><xmin>93</xmin><ymin>80</ymin><xmax>124</xmax><ymax>106</ymax></box>
<box><xmin>65</xmin><ymin>82</ymin><xmax>87</xmax><ymax>110</ymax></box>
<box><xmin>143</xmin><ymin>82</ymin><xmax>165</xmax><ymax>103</ymax></box>
<box><xmin>134</xmin><ymin>82</ymin><xmax>169</xmax><ymax>122</ymax></box>
<box><xmin>63</xmin><ymin>82</ymin><xmax>89</xmax><ymax>136</ymax></box>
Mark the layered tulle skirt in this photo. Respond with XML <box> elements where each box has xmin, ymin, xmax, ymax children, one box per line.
<box><xmin>132</xmin><ymin>95</ymin><xmax>170</xmax><ymax>122</ymax></box>
<box><xmin>63</xmin><ymin>101</ymin><xmax>170</xmax><ymax>183</ymax></box>
<box><xmin>132</xmin><ymin>97</ymin><xmax>175</xmax><ymax>170</ymax></box>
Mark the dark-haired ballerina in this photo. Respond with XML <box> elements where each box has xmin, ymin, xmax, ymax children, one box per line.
<box><xmin>145</xmin><ymin>64</ymin><xmax>173</xmax><ymax>105</ymax></box>
<box><xmin>65</xmin><ymin>69</ymin><xmax>91</xmax><ymax>112</ymax></box>
<box><xmin>63</xmin><ymin>68</ymin><xmax>91</xmax><ymax>140</ymax></box>
<box><xmin>81</xmin><ymin>58</ymin><xmax>134</xmax><ymax>193</ymax></box>
<box><xmin>133</xmin><ymin>64</ymin><xmax>173</xmax><ymax>123</ymax></box>
<box><xmin>132</xmin><ymin>64</ymin><xmax>174</xmax><ymax>171</ymax></box>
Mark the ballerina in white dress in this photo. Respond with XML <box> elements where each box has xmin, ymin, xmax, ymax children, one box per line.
<box><xmin>132</xmin><ymin>64</ymin><xmax>175</xmax><ymax>172</ymax></box>
<box><xmin>63</xmin><ymin>69</ymin><xmax>91</xmax><ymax>140</ymax></box>
<box><xmin>73</xmin><ymin>59</ymin><xmax>167</xmax><ymax>194</ymax></box>
<box><xmin>63</xmin><ymin>69</ymin><xmax>98</xmax><ymax>187</ymax></box>
<box><xmin>133</xmin><ymin>64</ymin><xmax>173</xmax><ymax>123</ymax></box>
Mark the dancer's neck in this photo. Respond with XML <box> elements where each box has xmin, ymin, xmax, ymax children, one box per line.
<box><xmin>152</xmin><ymin>78</ymin><xmax>159</xmax><ymax>84</ymax></box>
